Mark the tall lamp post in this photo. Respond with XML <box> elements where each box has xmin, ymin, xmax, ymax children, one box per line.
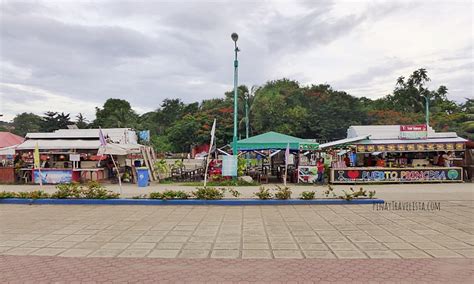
<box><xmin>422</xmin><ymin>95</ymin><xmax>429</xmax><ymax>127</ymax></box>
<box><xmin>231</xmin><ymin>32</ymin><xmax>240</xmax><ymax>158</ymax></box>
<box><xmin>245</xmin><ymin>91</ymin><xmax>249</xmax><ymax>139</ymax></box>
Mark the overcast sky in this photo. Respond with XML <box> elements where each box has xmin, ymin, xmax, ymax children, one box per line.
<box><xmin>0</xmin><ymin>0</ymin><xmax>472</xmax><ymax>122</ymax></box>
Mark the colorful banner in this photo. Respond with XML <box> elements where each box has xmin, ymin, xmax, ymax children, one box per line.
<box><xmin>138</xmin><ymin>130</ymin><xmax>150</xmax><ymax>142</ymax></box>
<box><xmin>356</xmin><ymin>143</ymin><xmax>464</xmax><ymax>153</ymax></box>
<box><xmin>399</xmin><ymin>124</ymin><xmax>428</xmax><ymax>140</ymax></box>
<box><xmin>33</xmin><ymin>170</ymin><xmax>73</xmax><ymax>184</ymax></box>
<box><xmin>298</xmin><ymin>166</ymin><xmax>318</xmax><ymax>183</ymax></box>
<box><xmin>331</xmin><ymin>167</ymin><xmax>463</xmax><ymax>183</ymax></box>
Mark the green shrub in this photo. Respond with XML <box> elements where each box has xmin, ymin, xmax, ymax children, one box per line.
<box><xmin>228</xmin><ymin>188</ymin><xmax>241</xmax><ymax>198</ymax></box>
<box><xmin>324</xmin><ymin>185</ymin><xmax>337</xmax><ymax>198</ymax></box>
<box><xmin>368</xmin><ymin>190</ymin><xmax>376</xmax><ymax>199</ymax></box>
<box><xmin>193</xmin><ymin>187</ymin><xmax>225</xmax><ymax>200</ymax></box>
<box><xmin>149</xmin><ymin>192</ymin><xmax>163</xmax><ymax>199</ymax></box>
<box><xmin>0</xmin><ymin>191</ymin><xmax>17</xmax><ymax>199</ymax></box>
<box><xmin>81</xmin><ymin>181</ymin><xmax>119</xmax><ymax>199</ymax></box>
<box><xmin>51</xmin><ymin>183</ymin><xmax>82</xmax><ymax>199</ymax></box>
<box><xmin>16</xmin><ymin>192</ymin><xmax>30</xmax><ymax>199</ymax></box>
<box><xmin>339</xmin><ymin>191</ymin><xmax>354</xmax><ymax>201</ymax></box>
<box><xmin>254</xmin><ymin>187</ymin><xmax>272</xmax><ymax>200</ymax></box>
<box><xmin>15</xmin><ymin>190</ymin><xmax>50</xmax><ymax>199</ymax></box>
<box><xmin>162</xmin><ymin>190</ymin><xmax>189</xmax><ymax>200</ymax></box>
<box><xmin>173</xmin><ymin>190</ymin><xmax>190</xmax><ymax>199</ymax></box>
<box><xmin>274</xmin><ymin>185</ymin><xmax>292</xmax><ymax>200</ymax></box>
<box><xmin>149</xmin><ymin>190</ymin><xmax>190</xmax><ymax>200</ymax></box>
<box><xmin>300</xmin><ymin>191</ymin><xmax>316</xmax><ymax>200</ymax></box>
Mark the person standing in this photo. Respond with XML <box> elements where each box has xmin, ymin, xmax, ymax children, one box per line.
<box><xmin>445</xmin><ymin>151</ymin><xmax>454</xmax><ymax>167</ymax></box>
<box><xmin>316</xmin><ymin>158</ymin><xmax>325</xmax><ymax>184</ymax></box>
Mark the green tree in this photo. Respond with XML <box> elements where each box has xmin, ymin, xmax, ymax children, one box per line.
<box><xmin>41</xmin><ymin>112</ymin><xmax>72</xmax><ymax>132</ymax></box>
<box><xmin>93</xmin><ymin>99</ymin><xmax>139</xmax><ymax>128</ymax></box>
<box><xmin>12</xmin><ymin>113</ymin><xmax>42</xmax><ymax>136</ymax></box>
<box><xmin>75</xmin><ymin>113</ymin><xmax>89</xmax><ymax>129</ymax></box>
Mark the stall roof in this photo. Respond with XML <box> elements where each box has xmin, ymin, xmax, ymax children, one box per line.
<box><xmin>236</xmin><ymin>131</ymin><xmax>318</xmax><ymax>151</ymax></box>
<box><xmin>26</xmin><ymin>128</ymin><xmax>137</xmax><ymax>144</ymax></box>
<box><xmin>357</xmin><ymin>137</ymin><xmax>467</xmax><ymax>145</ymax></box>
<box><xmin>347</xmin><ymin>125</ymin><xmax>458</xmax><ymax>139</ymax></box>
<box><xmin>0</xmin><ymin>132</ymin><xmax>24</xmax><ymax>148</ymax></box>
<box><xmin>319</xmin><ymin>135</ymin><xmax>370</xmax><ymax>149</ymax></box>
<box><xmin>16</xmin><ymin>139</ymin><xmax>143</xmax><ymax>154</ymax></box>
<box><xmin>17</xmin><ymin>139</ymin><xmax>102</xmax><ymax>150</ymax></box>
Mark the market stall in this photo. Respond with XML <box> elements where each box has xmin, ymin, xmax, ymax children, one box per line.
<box><xmin>321</xmin><ymin>125</ymin><xmax>467</xmax><ymax>183</ymax></box>
<box><xmin>14</xmin><ymin>128</ymin><xmax>145</xmax><ymax>184</ymax></box>
<box><xmin>235</xmin><ymin>131</ymin><xmax>319</xmax><ymax>183</ymax></box>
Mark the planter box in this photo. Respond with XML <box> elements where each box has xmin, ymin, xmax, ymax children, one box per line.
<box><xmin>0</xmin><ymin>198</ymin><xmax>384</xmax><ymax>206</ymax></box>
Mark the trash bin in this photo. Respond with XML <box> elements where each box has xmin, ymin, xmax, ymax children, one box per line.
<box><xmin>136</xmin><ymin>167</ymin><xmax>149</xmax><ymax>187</ymax></box>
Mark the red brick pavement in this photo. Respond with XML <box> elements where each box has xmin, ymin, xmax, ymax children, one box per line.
<box><xmin>0</xmin><ymin>256</ymin><xmax>473</xmax><ymax>283</ymax></box>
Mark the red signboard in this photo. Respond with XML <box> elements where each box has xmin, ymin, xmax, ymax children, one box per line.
<box><xmin>399</xmin><ymin>124</ymin><xmax>428</xmax><ymax>140</ymax></box>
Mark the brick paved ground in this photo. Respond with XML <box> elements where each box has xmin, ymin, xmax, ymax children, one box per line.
<box><xmin>0</xmin><ymin>255</ymin><xmax>473</xmax><ymax>283</ymax></box>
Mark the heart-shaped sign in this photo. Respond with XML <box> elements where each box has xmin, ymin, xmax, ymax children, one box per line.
<box><xmin>347</xmin><ymin>170</ymin><xmax>360</xmax><ymax>179</ymax></box>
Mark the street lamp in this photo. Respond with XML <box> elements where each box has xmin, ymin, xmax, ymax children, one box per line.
<box><xmin>231</xmin><ymin>32</ymin><xmax>240</xmax><ymax>159</ymax></box>
<box><xmin>422</xmin><ymin>95</ymin><xmax>429</xmax><ymax>127</ymax></box>
<box><xmin>245</xmin><ymin>91</ymin><xmax>249</xmax><ymax>139</ymax></box>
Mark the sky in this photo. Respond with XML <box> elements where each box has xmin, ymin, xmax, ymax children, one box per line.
<box><xmin>0</xmin><ymin>0</ymin><xmax>472</xmax><ymax>122</ymax></box>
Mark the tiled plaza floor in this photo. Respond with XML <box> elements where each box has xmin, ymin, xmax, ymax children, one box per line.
<box><xmin>1</xmin><ymin>202</ymin><xmax>473</xmax><ymax>260</ymax></box>
<box><xmin>1</xmin><ymin>201</ymin><xmax>474</xmax><ymax>282</ymax></box>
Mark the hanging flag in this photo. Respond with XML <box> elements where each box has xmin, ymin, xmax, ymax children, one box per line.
<box><xmin>34</xmin><ymin>142</ymin><xmax>40</xmax><ymax>169</ymax></box>
<box><xmin>285</xmin><ymin>143</ymin><xmax>290</xmax><ymax>166</ymax></box>
<box><xmin>99</xmin><ymin>128</ymin><xmax>107</xmax><ymax>146</ymax></box>
<box><xmin>210</xmin><ymin>119</ymin><xmax>216</xmax><ymax>147</ymax></box>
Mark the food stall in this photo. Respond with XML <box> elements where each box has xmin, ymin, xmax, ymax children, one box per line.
<box><xmin>322</xmin><ymin>125</ymin><xmax>467</xmax><ymax>183</ymax></box>
<box><xmin>14</xmin><ymin>128</ymin><xmax>144</xmax><ymax>184</ymax></box>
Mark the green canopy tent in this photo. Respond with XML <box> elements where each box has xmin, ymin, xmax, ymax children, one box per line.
<box><xmin>236</xmin><ymin>131</ymin><xmax>319</xmax><ymax>151</ymax></box>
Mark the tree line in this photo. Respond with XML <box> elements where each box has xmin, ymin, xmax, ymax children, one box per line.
<box><xmin>3</xmin><ymin>69</ymin><xmax>473</xmax><ymax>152</ymax></box>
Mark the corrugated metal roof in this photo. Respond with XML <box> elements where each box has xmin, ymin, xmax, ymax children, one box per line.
<box><xmin>319</xmin><ymin>135</ymin><xmax>370</xmax><ymax>149</ymax></box>
<box><xmin>347</xmin><ymin>125</ymin><xmax>458</xmax><ymax>140</ymax></box>
<box><xmin>17</xmin><ymin>139</ymin><xmax>100</xmax><ymax>150</ymax></box>
<box><xmin>26</xmin><ymin>128</ymin><xmax>138</xmax><ymax>144</ymax></box>
<box><xmin>356</xmin><ymin>137</ymin><xmax>468</xmax><ymax>145</ymax></box>
<box><xmin>0</xmin><ymin>132</ymin><xmax>24</xmax><ymax>148</ymax></box>
<box><xmin>16</xmin><ymin>139</ymin><xmax>143</xmax><ymax>154</ymax></box>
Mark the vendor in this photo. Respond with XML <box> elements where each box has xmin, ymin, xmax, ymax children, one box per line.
<box><xmin>344</xmin><ymin>155</ymin><xmax>350</xmax><ymax>167</ymax></box>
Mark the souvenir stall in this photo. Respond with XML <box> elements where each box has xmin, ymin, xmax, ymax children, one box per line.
<box><xmin>14</xmin><ymin>128</ymin><xmax>144</xmax><ymax>184</ymax></box>
<box><xmin>322</xmin><ymin>125</ymin><xmax>467</xmax><ymax>183</ymax></box>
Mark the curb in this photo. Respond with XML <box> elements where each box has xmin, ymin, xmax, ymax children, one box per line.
<box><xmin>0</xmin><ymin>198</ymin><xmax>384</xmax><ymax>206</ymax></box>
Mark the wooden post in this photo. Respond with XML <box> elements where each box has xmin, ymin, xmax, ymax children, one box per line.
<box><xmin>110</xmin><ymin>154</ymin><xmax>122</xmax><ymax>195</ymax></box>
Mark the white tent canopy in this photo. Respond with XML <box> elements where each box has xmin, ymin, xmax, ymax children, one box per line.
<box><xmin>0</xmin><ymin>145</ymin><xmax>18</xmax><ymax>155</ymax></box>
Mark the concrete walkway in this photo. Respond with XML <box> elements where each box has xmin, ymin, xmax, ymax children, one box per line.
<box><xmin>1</xmin><ymin>201</ymin><xmax>473</xmax><ymax>260</ymax></box>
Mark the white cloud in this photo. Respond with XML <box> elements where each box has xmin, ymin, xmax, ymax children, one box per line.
<box><xmin>0</xmin><ymin>0</ymin><xmax>472</xmax><ymax>122</ymax></box>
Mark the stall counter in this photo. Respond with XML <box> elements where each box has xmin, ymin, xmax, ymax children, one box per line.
<box><xmin>330</xmin><ymin>167</ymin><xmax>463</xmax><ymax>183</ymax></box>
